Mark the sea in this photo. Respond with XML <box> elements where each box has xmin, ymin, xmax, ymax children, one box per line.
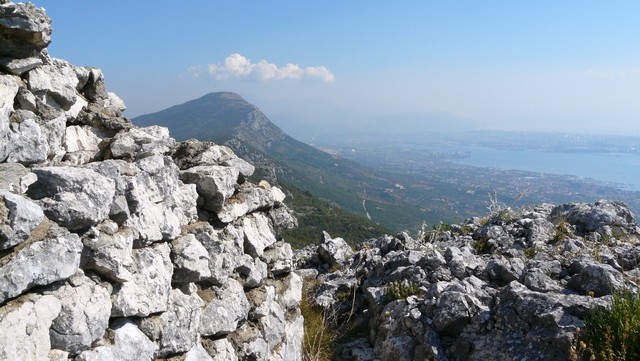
<box><xmin>445</xmin><ymin>145</ymin><xmax>640</xmax><ymax>192</ymax></box>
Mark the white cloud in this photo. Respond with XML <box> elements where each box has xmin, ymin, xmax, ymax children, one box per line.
<box><xmin>204</xmin><ymin>53</ymin><xmax>335</xmax><ymax>82</ymax></box>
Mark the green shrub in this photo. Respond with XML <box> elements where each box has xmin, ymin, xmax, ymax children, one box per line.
<box><xmin>387</xmin><ymin>280</ymin><xmax>420</xmax><ymax>301</ymax></box>
<box><xmin>578</xmin><ymin>290</ymin><xmax>640</xmax><ymax>360</ymax></box>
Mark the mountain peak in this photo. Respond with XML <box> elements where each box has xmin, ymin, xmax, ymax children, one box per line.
<box><xmin>134</xmin><ymin>92</ymin><xmax>286</xmax><ymax>150</ymax></box>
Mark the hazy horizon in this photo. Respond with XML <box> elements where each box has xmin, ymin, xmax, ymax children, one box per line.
<box><xmin>37</xmin><ymin>1</ymin><xmax>640</xmax><ymax>136</ymax></box>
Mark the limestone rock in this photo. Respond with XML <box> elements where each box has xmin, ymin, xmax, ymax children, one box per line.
<box><xmin>264</xmin><ymin>241</ymin><xmax>293</xmax><ymax>276</ymax></box>
<box><xmin>111</xmin><ymin>242</ymin><xmax>173</xmax><ymax>317</ymax></box>
<box><xmin>0</xmin><ymin>2</ymin><xmax>51</xmax><ymax>58</ymax></box>
<box><xmin>63</xmin><ymin>125</ymin><xmax>112</xmax><ymax>165</ymax></box>
<box><xmin>243</xmin><ymin>212</ymin><xmax>277</xmax><ymax>257</ymax></box>
<box><xmin>201</xmin><ymin>338</ymin><xmax>236</xmax><ymax>361</ymax></box>
<box><xmin>199</xmin><ymin>278</ymin><xmax>250</xmax><ymax>337</ymax></box>
<box><xmin>139</xmin><ymin>286</ymin><xmax>204</xmax><ymax>357</ymax></box>
<box><xmin>180</xmin><ymin>165</ymin><xmax>239</xmax><ymax>213</ymax></box>
<box><xmin>247</xmin><ymin>285</ymin><xmax>286</xmax><ymax>350</ymax></box>
<box><xmin>171</xmin><ymin>234</ymin><xmax>212</xmax><ymax>284</ymax></box>
<box><xmin>5</xmin><ymin>118</ymin><xmax>49</xmax><ymax>164</ymax></box>
<box><xmin>184</xmin><ymin>343</ymin><xmax>216</xmax><ymax>361</ymax></box>
<box><xmin>0</xmin><ymin>189</ymin><xmax>44</xmax><ymax>250</ymax></box>
<box><xmin>218</xmin><ymin>183</ymin><xmax>279</xmax><ymax>223</ymax></box>
<box><xmin>318</xmin><ymin>231</ymin><xmax>354</xmax><ymax>267</ymax></box>
<box><xmin>47</xmin><ymin>274</ymin><xmax>111</xmax><ymax>354</ymax></box>
<box><xmin>196</xmin><ymin>223</ymin><xmax>245</xmax><ymax>284</ymax></box>
<box><xmin>0</xmin><ymin>55</ymin><xmax>42</xmax><ymax>75</ymax></box>
<box><xmin>110</xmin><ymin>126</ymin><xmax>175</xmax><ymax>159</ymax></box>
<box><xmin>0</xmin><ymin>234</ymin><xmax>82</xmax><ymax>303</ymax></box>
<box><xmin>75</xmin><ymin>320</ymin><xmax>157</xmax><ymax>361</ymax></box>
<box><xmin>28</xmin><ymin>62</ymin><xmax>82</xmax><ymax>111</ymax></box>
<box><xmin>271</xmin><ymin>313</ymin><xmax>304</xmax><ymax>361</ymax></box>
<box><xmin>0</xmin><ymin>162</ymin><xmax>37</xmax><ymax>193</ymax></box>
<box><xmin>172</xmin><ymin>140</ymin><xmax>255</xmax><ymax>179</ymax></box>
<box><xmin>28</xmin><ymin>166</ymin><xmax>115</xmax><ymax>231</ymax></box>
<box><xmin>0</xmin><ymin>294</ymin><xmax>61</xmax><ymax>361</ymax></box>
<box><xmin>80</xmin><ymin>224</ymin><xmax>134</xmax><ymax>282</ymax></box>
<box><xmin>0</xmin><ymin>75</ymin><xmax>20</xmax><ymax>160</ymax></box>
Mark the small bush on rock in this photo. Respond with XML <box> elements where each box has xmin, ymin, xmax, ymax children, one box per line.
<box><xmin>386</xmin><ymin>280</ymin><xmax>420</xmax><ymax>301</ymax></box>
<box><xmin>579</xmin><ymin>290</ymin><xmax>640</xmax><ymax>361</ymax></box>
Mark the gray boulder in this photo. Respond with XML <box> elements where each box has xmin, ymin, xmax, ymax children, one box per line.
<box><xmin>318</xmin><ymin>231</ymin><xmax>354</xmax><ymax>267</ymax></box>
<box><xmin>0</xmin><ymin>294</ymin><xmax>61</xmax><ymax>361</ymax></box>
<box><xmin>567</xmin><ymin>263</ymin><xmax>626</xmax><ymax>296</ymax></box>
<box><xmin>111</xmin><ymin>242</ymin><xmax>173</xmax><ymax>317</ymax></box>
<box><xmin>75</xmin><ymin>320</ymin><xmax>157</xmax><ymax>361</ymax></box>
<box><xmin>199</xmin><ymin>278</ymin><xmax>250</xmax><ymax>337</ymax></box>
<box><xmin>0</xmin><ymin>2</ymin><xmax>51</xmax><ymax>58</ymax></box>
<box><xmin>47</xmin><ymin>273</ymin><xmax>111</xmax><ymax>354</ymax></box>
<box><xmin>0</xmin><ymin>189</ymin><xmax>44</xmax><ymax>250</ymax></box>
<box><xmin>171</xmin><ymin>234</ymin><xmax>212</xmax><ymax>284</ymax></box>
<box><xmin>81</xmin><ymin>223</ymin><xmax>134</xmax><ymax>282</ymax></box>
<box><xmin>0</xmin><ymin>162</ymin><xmax>37</xmax><ymax>193</ymax></box>
<box><xmin>28</xmin><ymin>166</ymin><xmax>115</xmax><ymax>231</ymax></box>
<box><xmin>110</xmin><ymin>126</ymin><xmax>174</xmax><ymax>159</ymax></box>
<box><xmin>0</xmin><ymin>234</ymin><xmax>82</xmax><ymax>303</ymax></box>
<box><xmin>243</xmin><ymin>212</ymin><xmax>277</xmax><ymax>257</ymax></box>
<box><xmin>180</xmin><ymin>164</ymin><xmax>239</xmax><ymax>213</ymax></box>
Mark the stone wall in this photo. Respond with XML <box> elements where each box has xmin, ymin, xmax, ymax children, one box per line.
<box><xmin>0</xmin><ymin>2</ymin><xmax>302</xmax><ymax>360</ymax></box>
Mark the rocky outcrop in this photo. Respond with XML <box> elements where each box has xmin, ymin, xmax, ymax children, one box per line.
<box><xmin>0</xmin><ymin>3</ymin><xmax>301</xmax><ymax>360</ymax></box>
<box><xmin>296</xmin><ymin>201</ymin><xmax>640</xmax><ymax>361</ymax></box>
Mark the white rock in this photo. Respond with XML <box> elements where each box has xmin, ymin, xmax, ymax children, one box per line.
<box><xmin>180</xmin><ymin>165</ymin><xmax>239</xmax><ymax>213</ymax></box>
<box><xmin>0</xmin><ymin>294</ymin><xmax>61</xmax><ymax>361</ymax></box>
<box><xmin>110</xmin><ymin>126</ymin><xmax>174</xmax><ymax>159</ymax></box>
<box><xmin>271</xmin><ymin>313</ymin><xmax>304</xmax><ymax>361</ymax></box>
<box><xmin>63</xmin><ymin>125</ymin><xmax>109</xmax><ymax>164</ymax></box>
<box><xmin>29</xmin><ymin>166</ymin><xmax>115</xmax><ymax>231</ymax></box>
<box><xmin>0</xmin><ymin>234</ymin><xmax>82</xmax><ymax>303</ymax></box>
<box><xmin>237</xmin><ymin>254</ymin><xmax>268</xmax><ymax>288</ymax></box>
<box><xmin>199</xmin><ymin>278</ymin><xmax>250</xmax><ymax>336</ymax></box>
<box><xmin>243</xmin><ymin>213</ymin><xmax>277</xmax><ymax>257</ymax></box>
<box><xmin>248</xmin><ymin>285</ymin><xmax>286</xmax><ymax>349</ymax></box>
<box><xmin>202</xmin><ymin>338</ymin><xmax>236</xmax><ymax>361</ymax></box>
<box><xmin>139</xmin><ymin>286</ymin><xmax>204</xmax><ymax>357</ymax></box>
<box><xmin>0</xmin><ymin>56</ymin><xmax>43</xmax><ymax>75</ymax></box>
<box><xmin>27</xmin><ymin>62</ymin><xmax>81</xmax><ymax>110</ymax></box>
<box><xmin>106</xmin><ymin>91</ymin><xmax>126</xmax><ymax>112</ymax></box>
<box><xmin>6</xmin><ymin>118</ymin><xmax>49</xmax><ymax>164</ymax></box>
<box><xmin>75</xmin><ymin>321</ymin><xmax>157</xmax><ymax>361</ymax></box>
<box><xmin>48</xmin><ymin>275</ymin><xmax>111</xmax><ymax>354</ymax></box>
<box><xmin>0</xmin><ymin>162</ymin><xmax>37</xmax><ymax>194</ymax></box>
<box><xmin>171</xmin><ymin>234</ymin><xmax>212</xmax><ymax>283</ymax></box>
<box><xmin>278</xmin><ymin>272</ymin><xmax>303</xmax><ymax>311</ymax></box>
<box><xmin>185</xmin><ymin>343</ymin><xmax>216</xmax><ymax>361</ymax></box>
<box><xmin>197</xmin><ymin>224</ymin><xmax>245</xmax><ymax>284</ymax></box>
<box><xmin>218</xmin><ymin>185</ymin><xmax>278</xmax><ymax>223</ymax></box>
<box><xmin>0</xmin><ymin>189</ymin><xmax>45</xmax><ymax>250</ymax></box>
<box><xmin>264</xmin><ymin>241</ymin><xmax>293</xmax><ymax>276</ymax></box>
<box><xmin>111</xmin><ymin>242</ymin><xmax>173</xmax><ymax>317</ymax></box>
<box><xmin>124</xmin><ymin>202</ymin><xmax>181</xmax><ymax>245</ymax></box>
<box><xmin>39</xmin><ymin>115</ymin><xmax>67</xmax><ymax>161</ymax></box>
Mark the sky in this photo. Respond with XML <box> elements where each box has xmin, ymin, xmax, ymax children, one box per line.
<box><xmin>34</xmin><ymin>1</ymin><xmax>640</xmax><ymax>137</ymax></box>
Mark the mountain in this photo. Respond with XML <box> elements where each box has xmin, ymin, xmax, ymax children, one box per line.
<box><xmin>134</xmin><ymin>92</ymin><xmax>427</xmax><ymax>244</ymax></box>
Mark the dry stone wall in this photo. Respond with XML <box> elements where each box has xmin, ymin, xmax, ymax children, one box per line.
<box><xmin>0</xmin><ymin>2</ymin><xmax>302</xmax><ymax>360</ymax></box>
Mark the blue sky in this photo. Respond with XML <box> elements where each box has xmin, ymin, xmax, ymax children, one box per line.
<box><xmin>35</xmin><ymin>1</ymin><xmax>640</xmax><ymax>136</ymax></box>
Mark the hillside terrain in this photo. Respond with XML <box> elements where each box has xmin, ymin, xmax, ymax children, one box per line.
<box><xmin>134</xmin><ymin>92</ymin><xmax>428</xmax><ymax>243</ymax></box>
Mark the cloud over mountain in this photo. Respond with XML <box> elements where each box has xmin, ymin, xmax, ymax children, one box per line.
<box><xmin>204</xmin><ymin>53</ymin><xmax>335</xmax><ymax>82</ymax></box>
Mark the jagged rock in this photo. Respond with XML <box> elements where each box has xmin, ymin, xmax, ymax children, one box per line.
<box><xmin>195</xmin><ymin>223</ymin><xmax>245</xmax><ymax>284</ymax></box>
<box><xmin>236</xmin><ymin>254</ymin><xmax>268</xmax><ymax>288</ymax></box>
<box><xmin>28</xmin><ymin>166</ymin><xmax>115</xmax><ymax>231</ymax></box>
<box><xmin>247</xmin><ymin>285</ymin><xmax>286</xmax><ymax>349</ymax></box>
<box><xmin>75</xmin><ymin>320</ymin><xmax>157</xmax><ymax>361</ymax></box>
<box><xmin>523</xmin><ymin>268</ymin><xmax>562</xmax><ymax>292</ymax></box>
<box><xmin>201</xmin><ymin>338</ymin><xmax>237</xmax><ymax>361</ymax></box>
<box><xmin>47</xmin><ymin>273</ymin><xmax>111</xmax><ymax>354</ymax></box>
<box><xmin>111</xmin><ymin>242</ymin><xmax>173</xmax><ymax>317</ymax></box>
<box><xmin>63</xmin><ymin>125</ymin><xmax>112</xmax><ymax>165</ymax></box>
<box><xmin>271</xmin><ymin>313</ymin><xmax>304</xmax><ymax>361</ymax></box>
<box><xmin>0</xmin><ymin>55</ymin><xmax>42</xmax><ymax>75</ymax></box>
<box><xmin>199</xmin><ymin>278</ymin><xmax>250</xmax><ymax>337</ymax></box>
<box><xmin>0</xmin><ymin>294</ymin><xmax>61</xmax><ymax>361</ymax></box>
<box><xmin>0</xmin><ymin>162</ymin><xmax>37</xmax><ymax>193</ymax></box>
<box><xmin>28</xmin><ymin>61</ymin><xmax>84</xmax><ymax>111</ymax></box>
<box><xmin>0</xmin><ymin>75</ymin><xmax>20</xmax><ymax>161</ymax></box>
<box><xmin>75</xmin><ymin>101</ymin><xmax>131</xmax><ymax>131</ymax></box>
<box><xmin>0</xmin><ymin>234</ymin><xmax>81</xmax><ymax>303</ymax></box>
<box><xmin>172</xmin><ymin>140</ymin><xmax>255</xmax><ymax>179</ymax></box>
<box><xmin>268</xmin><ymin>205</ymin><xmax>298</xmax><ymax>237</ymax></box>
<box><xmin>0</xmin><ymin>2</ymin><xmax>51</xmax><ymax>58</ymax></box>
<box><xmin>80</xmin><ymin>223</ymin><xmax>134</xmax><ymax>282</ymax></box>
<box><xmin>110</xmin><ymin>126</ymin><xmax>174</xmax><ymax>159</ymax></box>
<box><xmin>83</xmin><ymin>160</ymin><xmax>131</xmax><ymax>225</ymax></box>
<box><xmin>231</xmin><ymin>323</ymin><xmax>269</xmax><ymax>361</ymax></box>
<box><xmin>180</xmin><ymin>164</ymin><xmax>239</xmax><ymax>213</ymax></box>
<box><xmin>5</xmin><ymin>118</ymin><xmax>49</xmax><ymax>164</ymax></box>
<box><xmin>171</xmin><ymin>234</ymin><xmax>212</xmax><ymax>284</ymax></box>
<box><xmin>318</xmin><ymin>231</ymin><xmax>354</xmax><ymax>267</ymax></box>
<box><xmin>432</xmin><ymin>291</ymin><xmax>486</xmax><ymax>336</ymax></box>
<box><xmin>184</xmin><ymin>343</ymin><xmax>215</xmax><ymax>361</ymax></box>
<box><xmin>125</xmin><ymin>202</ymin><xmax>181</xmax><ymax>245</ymax></box>
<box><xmin>218</xmin><ymin>182</ymin><xmax>283</xmax><ymax>223</ymax></box>
<box><xmin>552</xmin><ymin>200</ymin><xmax>639</xmax><ymax>236</ymax></box>
<box><xmin>484</xmin><ymin>256</ymin><xmax>525</xmax><ymax>286</ymax></box>
<box><xmin>567</xmin><ymin>263</ymin><xmax>626</xmax><ymax>296</ymax></box>
<box><xmin>0</xmin><ymin>189</ymin><xmax>44</xmax><ymax>250</ymax></box>
<box><xmin>139</xmin><ymin>285</ymin><xmax>204</xmax><ymax>357</ymax></box>
<box><xmin>276</xmin><ymin>272</ymin><xmax>303</xmax><ymax>311</ymax></box>
<box><xmin>264</xmin><ymin>241</ymin><xmax>293</xmax><ymax>276</ymax></box>
<box><xmin>48</xmin><ymin>349</ymin><xmax>70</xmax><ymax>361</ymax></box>
<box><xmin>243</xmin><ymin>212</ymin><xmax>277</xmax><ymax>257</ymax></box>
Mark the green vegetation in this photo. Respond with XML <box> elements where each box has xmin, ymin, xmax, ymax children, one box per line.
<box><xmin>301</xmin><ymin>281</ymin><xmax>335</xmax><ymax>361</ymax></box>
<box><xmin>553</xmin><ymin>219</ymin><xmax>572</xmax><ymax>242</ymax></box>
<box><xmin>386</xmin><ymin>280</ymin><xmax>420</xmax><ymax>301</ymax></box>
<box><xmin>578</xmin><ymin>290</ymin><xmax>640</xmax><ymax>361</ymax></box>
<box><xmin>472</xmin><ymin>239</ymin><xmax>492</xmax><ymax>254</ymax></box>
<box><xmin>278</xmin><ymin>182</ymin><xmax>391</xmax><ymax>249</ymax></box>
